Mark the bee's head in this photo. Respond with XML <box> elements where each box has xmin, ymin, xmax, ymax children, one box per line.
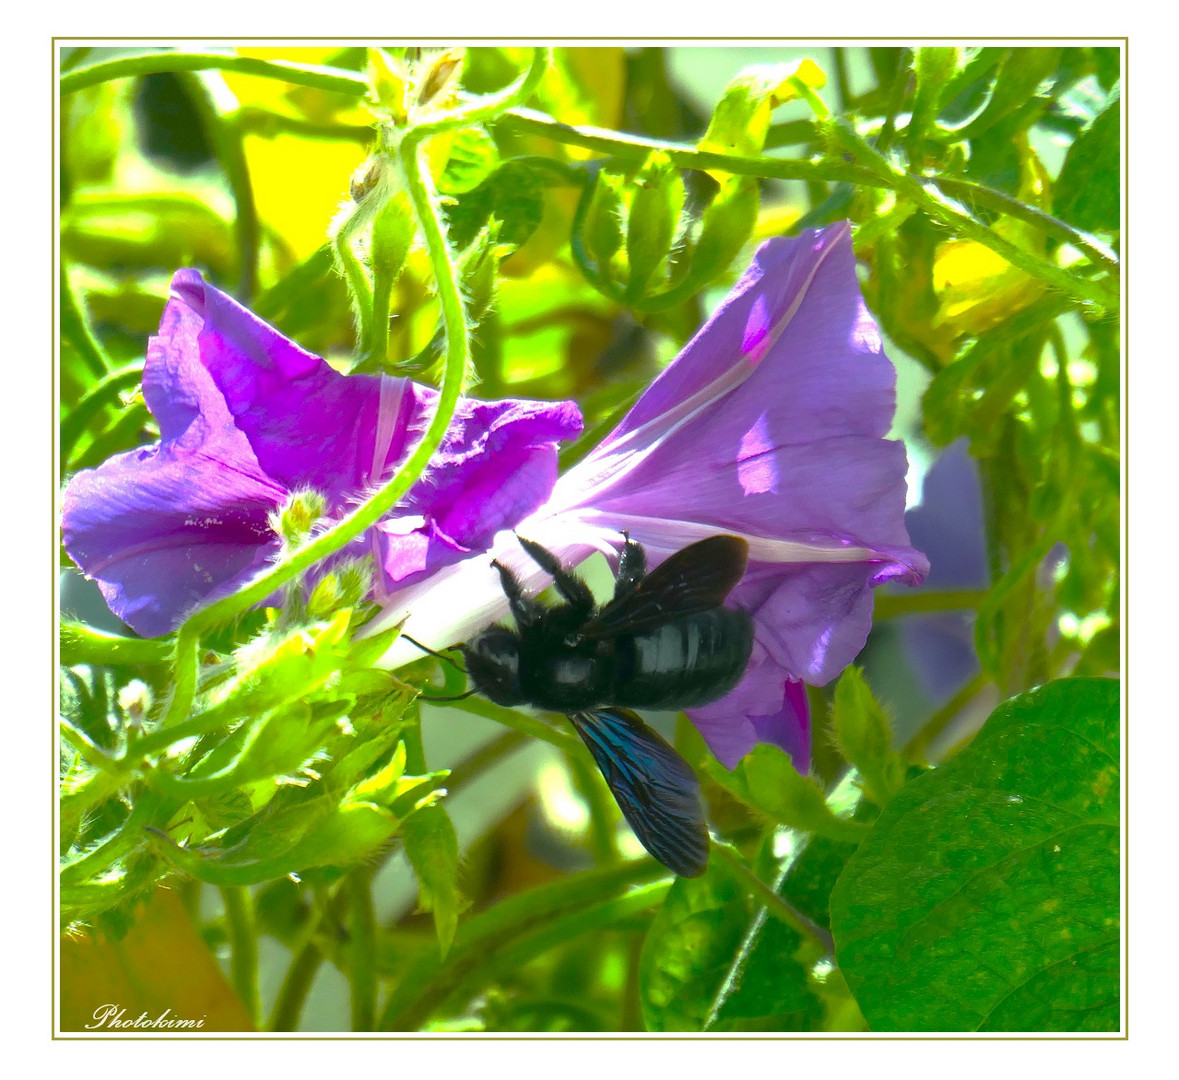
<box><xmin>461</xmin><ymin>626</ymin><xmax>523</xmax><ymax>706</ymax></box>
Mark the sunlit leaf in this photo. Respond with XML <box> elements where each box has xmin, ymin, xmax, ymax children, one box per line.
<box><xmin>830</xmin><ymin>678</ymin><xmax>1120</xmax><ymax>1032</ymax></box>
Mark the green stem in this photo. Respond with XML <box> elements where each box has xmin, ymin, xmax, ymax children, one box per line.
<box><xmin>378</xmin><ymin>857</ymin><xmax>669</xmax><ymax>1030</ymax></box>
<box><xmin>874</xmin><ymin>588</ymin><xmax>990</xmax><ymax>619</ymax></box>
<box><xmin>619</xmin><ymin>930</ymin><xmax>645</xmax><ymax>1031</ymax></box>
<box><xmin>61</xmin><ymin>52</ymin><xmax>368</xmax><ymax>97</ymax></box>
<box><xmin>237</xmin><ymin>105</ymin><xmax>372</xmax><ymax>143</ymax></box>
<box><xmin>832</xmin><ymin>47</ymin><xmax>851</xmax><ymax>113</ymax></box>
<box><xmin>401</xmin><ymin>705</ymin><xmax>428</xmax><ymax>772</ymax></box>
<box><xmin>59</xmin><ymin>787</ymin><xmax>173</xmax><ymax>886</ymax></box>
<box><xmin>156</xmin><ymin>49</ymin><xmax>550</xmax><ymax>732</ymax></box>
<box><xmin>936</xmin><ymin>176</ymin><xmax>1119</xmax><ymax>275</ymax></box>
<box><xmin>443</xmin><ymin>729</ymin><xmax>529</xmax><ymax>791</ymax></box>
<box><xmin>901</xmin><ymin>669</ymin><xmax>991</xmax><ymax>763</ymax></box>
<box><xmin>828</xmin><ymin>118</ymin><xmax>1119</xmax><ymax>315</ymax></box>
<box><xmin>499</xmin><ymin>107</ymin><xmax>880</xmax><ymax>186</ymax></box>
<box><xmin>334</xmin><ymin>210</ymin><xmax>374</xmax><ymax>350</ymax></box>
<box><xmin>59</xmin><ymin>620</ymin><xmax>171</xmax><ymax>667</ymax></box>
<box><xmin>565</xmin><ymin>750</ymin><xmax>620</xmax><ymax>866</ymax></box>
<box><xmin>712</xmin><ymin>845</ymin><xmax>835</xmax><ymax>957</ymax></box>
<box><xmin>178</xmin><ymin>72</ymin><xmax>260</xmax><ymax>302</ymax></box>
<box><xmin>876</xmin><ymin>48</ymin><xmax>913</xmax><ymax>154</ymax></box>
<box><xmin>129</xmin><ymin>697</ymin><xmax>241</xmax><ymax>759</ymax></box>
<box><xmin>348</xmin><ymin>865</ymin><xmax>378</xmax><ymax>1031</ymax></box>
<box><xmin>220</xmin><ymin>886</ymin><xmax>261</xmax><ymax>1025</ymax></box>
<box><xmin>268</xmin><ymin>939</ymin><xmax>324</xmax><ymax>1032</ymax></box>
<box><xmin>435</xmin><ymin>881</ymin><xmax>672</xmax><ymax>1028</ymax></box>
<box><xmin>441</xmin><ymin>695</ymin><xmax>583</xmax><ymax>757</ymax></box>
<box><xmin>59</xmin><ymin>265</ymin><xmax>111</xmax><ymax>378</ymax></box>
<box><xmin>59</xmin><ymin>718</ymin><xmax>117</xmax><ymax>773</ymax></box>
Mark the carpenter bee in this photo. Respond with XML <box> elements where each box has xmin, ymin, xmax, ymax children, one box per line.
<box><xmin>460</xmin><ymin>533</ymin><xmax>754</xmax><ymax>877</ymax></box>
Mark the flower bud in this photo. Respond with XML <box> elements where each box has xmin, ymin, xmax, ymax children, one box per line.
<box><xmin>416</xmin><ymin>47</ymin><xmax>465</xmax><ymax>111</ymax></box>
<box><xmin>276</xmin><ymin>488</ymin><xmax>326</xmax><ymax>546</ymax></box>
<box><xmin>366</xmin><ymin>48</ymin><xmax>412</xmax><ymax>126</ymax></box>
<box><xmin>625</xmin><ymin>151</ymin><xmax>685</xmax><ymax>298</ymax></box>
<box><xmin>581</xmin><ymin>167</ymin><xmax>625</xmax><ymax>279</ymax></box>
<box><xmin>371</xmin><ymin>189</ymin><xmax>415</xmax><ymax>283</ymax></box>
<box><xmin>688</xmin><ymin>174</ymin><xmax>759</xmax><ymax>286</ymax></box>
<box><xmin>306</xmin><ymin>558</ymin><xmax>374</xmax><ymax>620</ymax></box>
<box><xmin>116</xmin><ymin>679</ymin><xmax>153</xmax><ymax>729</ymax></box>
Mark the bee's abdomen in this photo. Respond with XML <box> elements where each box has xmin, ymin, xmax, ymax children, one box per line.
<box><xmin>614</xmin><ymin>609</ymin><xmax>753</xmax><ymax>709</ymax></box>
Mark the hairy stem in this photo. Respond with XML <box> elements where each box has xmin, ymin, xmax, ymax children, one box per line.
<box><xmin>61</xmin><ymin>52</ymin><xmax>367</xmax><ymax>97</ymax></box>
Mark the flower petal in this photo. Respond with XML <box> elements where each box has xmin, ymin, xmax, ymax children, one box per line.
<box><xmin>173</xmin><ymin>269</ymin><xmax>582</xmax><ymax>544</ymax></box>
<box><xmin>687</xmin><ymin>655</ymin><xmax>810</xmax><ymax>770</ymax></box>
<box><xmin>61</xmin><ymin>294</ymin><xmax>286</xmax><ymax>637</ymax></box>
<box><xmin>550</xmin><ymin>225</ymin><xmax>920</xmax><ymax>561</ymax></box>
<box><xmin>170</xmin><ymin>269</ymin><xmax>398</xmax><ymax>510</ymax></box>
<box><xmin>736</xmin><ymin>561</ymin><xmax>878</xmax><ymax>685</ymax></box>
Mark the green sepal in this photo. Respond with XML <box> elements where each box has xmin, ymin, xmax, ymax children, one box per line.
<box><xmin>582</xmin><ymin>167</ymin><xmax>625</xmax><ymax>279</ymax></box>
<box><xmin>1053</xmin><ymin>84</ymin><xmax>1120</xmax><ymax>233</ymax></box>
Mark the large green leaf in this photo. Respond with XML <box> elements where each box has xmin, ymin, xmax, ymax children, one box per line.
<box><xmin>639</xmin><ymin>857</ymin><xmax>750</xmax><ymax>1031</ymax></box>
<box><xmin>829</xmin><ymin>678</ymin><xmax>1120</xmax><ymax>1031</ymax></box>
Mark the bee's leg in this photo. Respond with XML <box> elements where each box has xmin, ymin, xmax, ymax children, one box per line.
<box><xmin>491</xmin><ymin>558</ymin><xmax>545</xmax><ymax>628</ymax></box>
<box><xmin>613</xmin><ymin>531</ymin><xmax>647</xmax><ymax>600</ymax></box>
<box><xmin>515</xmin><ymin>535</ymin><xmax>595</xmax><ymax>616</ymax></box>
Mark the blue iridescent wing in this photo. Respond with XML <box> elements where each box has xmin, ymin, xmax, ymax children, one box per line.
<box><xmin>568</xmin><ymin>708</ymin><xmax>709</xmax><ymax>877</ymax></box>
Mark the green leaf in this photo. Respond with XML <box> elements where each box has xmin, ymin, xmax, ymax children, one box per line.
<box><xmin>700</xmin><ymin>772</ymin><xmax>869</xmax><ymax>1031</ymax></box>
<box><xmin>710</xmin><ymin>745</ymin><xmax>868</xmax><ymax>843</ymax></box>
<box><xmin>954</xmin><ymin>48</ymin><xmax>1061</xmax><ymax>141</ymax></box>
<box><xmin>444</xmin><ymin>159</ymin><xmax>549</xmax><ymax>252</ymax></box>
<box><xmin>437</xmin><ymin>125</ymin><xmax>501</xmax><ymax>194</ymax></box>
<box><xmin>698</xmin><ymin>60</ymin><xmax>824</xmax><ymax>159</ymax></box>
<box><xmin>639</xmin><ymin>857</ymin><xmax>751</xmax><ymax>1031</ymax></box>
<box><xmin>1054</xmin><ymin>86</ymin><xmax>1120</xmax><ymax>233</ymax></box>
<box><xmin>829</xmin><ymin>677</ymin><xmax>1120</xmax><ymax>1032</ymax></box>
<box><xmin>708</xmin><ymin>913</ymin><xmax>817</xmax><ymax>1031</ymax></box>
<box><xmin>403</xmin><ymin>802</ymin><xmax>464</xmax><ymax>956</ymax></box>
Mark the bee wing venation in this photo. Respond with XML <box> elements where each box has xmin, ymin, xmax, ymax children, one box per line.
<box><xmin>583</xmin><ymin>535</ymin><xmax>749</xmax><ymax>638</ymax></box>
<box><xmin>569</xmin><ymin>708</ymin><xmax>709</xmax><ymax>878</ymax></box>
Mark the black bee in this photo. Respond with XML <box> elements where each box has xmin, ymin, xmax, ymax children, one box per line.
<box><xmin>460</xmin><ymin>533</ymin><xmax>753</xmax><ymax>877</ymax></box>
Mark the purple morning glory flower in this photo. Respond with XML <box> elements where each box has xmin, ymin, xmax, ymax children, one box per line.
<box><xmin>60</xmin><ymin>269</ymin><xmax>582</xmax><ymax>638</ymax></box>
<box><xmin>64</xmin><ymin>221</ymin><xmax>927</xmax><ymax>776</ymax></box>
<box><xmin>370</xmin><ymin>222</ymin><xmax>928</xmax><ymax>771</ymax></box>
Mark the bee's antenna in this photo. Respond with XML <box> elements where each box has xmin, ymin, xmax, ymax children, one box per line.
<box><xmin>402</xmin><ymin>633</ymin><xmax>467</xmax><ymax>675</ymax></box>
<box><xmin>419</xmin><ymin>688</ymin><xmax>480</xmax><ymax>704</ymax></box>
